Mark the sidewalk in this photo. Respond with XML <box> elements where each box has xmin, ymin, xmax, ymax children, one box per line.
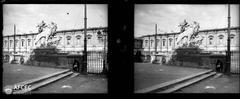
<box><xmin>134</xmin><ymin>63</ymin><xmax>210</xmax><ymax>91</ymax></box>
<box><xmin>31</xmin><ymin>74</ymin><xmax>108</xmax><ymax>93</ymax></box>
<box><xmin>3</xmin><ymin>63</ymin><xmax>65</xmax><ymax>87</ymax></box>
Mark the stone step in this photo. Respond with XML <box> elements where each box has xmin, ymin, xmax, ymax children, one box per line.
<box><xmin>14</xmin><ymin>69</ymin><xmax>70</xmax><ymax>86</ymax></box>
<box><xmin>157</xmin><ymin>72</ymin><xmax>216</xmax><ymax>93</ymax></box>
<box><xmin>13</xmin><ymin>71</ymin><xmax>73</xmax><ymax>94</ymax></box>
<box><xmin>10</xmin><ymin>69</ymin><xmax>72</xmax><ymax>94</ymax></box>
<box><xmin>135</xmin><ymin>69</ymin><xmax>213</xmax><ymax>93</ymax></box>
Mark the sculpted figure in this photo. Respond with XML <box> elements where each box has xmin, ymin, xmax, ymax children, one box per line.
<box><xmin>37</xmin><ymin>21</ymin><xmax>47</xmax><ymax>33</ymax></box>
<box><xmin>33</xmin><ymin>21</ymin><xmax>61</xmax><ymax>48</ymax></box>
<box><xmin>47</xmin><ymin>22</ymin><xmax>58</xmax><ymax>41</ymax></box>
<box><xmin>176</xmin><ymin>19</ymin><xmax>202</xmax><ymax>47</ymax></box>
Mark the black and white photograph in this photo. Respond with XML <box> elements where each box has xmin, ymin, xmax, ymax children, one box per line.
<box><xmin>2</xmin><ymin>4</ymin><xmax>108</xmax><ymax>94</ymax></box>
<box><xmin>134</xmin><ymin>4</ymin><xmax>239</xmax><ymax>93</ymax></box>
<box><xmin>1</xmin><ymin>1</ymin><xmax>240</xmax><ymax>95</ymax></box>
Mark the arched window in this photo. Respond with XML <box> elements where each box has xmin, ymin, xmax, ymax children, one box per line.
<box><xmin>97</xmin><ymin>31</ymin><xmax>104</xmax><ymax>44</ymax></box>
<box><xmin>76</xmin><ymin>35</ymin><xmax>81</xmax><ymax>45</ymax></box>
<box><xmin>15</xmin><ymin>40</ymin><xmax>19</xmax><ymax>47</ymax></box>
<box><xmin>28</xmin><ymin>39</ymin><xmax>31</xmax><ymax>46</ymax></box>
<box><xmin>163</xmin><ymin>39</ymin><xmax>166</xmax><ymax>46</ymax></box>
<box><xmin>66</xmin><ymin>36</ymin><xmax>71</xmax><ymax>45</ymax></box>
<box><xmin>230</xmin><ymin>34</ymin><xmax>235</xmax><ymax>43</ymax></box>
<box><xmin>156</xmin><ymin>39</ymin><xmax>159</xmax><ymax>47</ymax></box>
<box><xmin>150</xmin><ymin>39</ymin><xmax>154</xmax><ymax>47</ymax></box>
<box><xmin>208</xmin><ymin>35</ymin><xmax>214</xmax><ymax>45</ymax></box>
<box><xmin>22</xmin><ymin>39</ymin><xmax>25</xmax><ymax>47</ymax></box>
<box><xmin>87</xmin><ymin>34</ymin><xmax>92</xmax><ymax>39</ymax></box>
<box><xmin>169</xmin><ymin>38</ymin><xmax>173</xmax><ymax>46</ymax></box>
<box><xmin>76</xmin><ymin>35</ymin><xmax>81</xmax><ymax>39</ymax></box>
<box><xmin>230</xmin><ymin>34</ymin><xmax>235</xmax><ymax>39</ymax></box>
<box><xmin>218</xmin><ymin>35</ymin><xmax>224</xmax><ymax>45</ymax></box>
<box><xmin>97</xmin><ymin>31</ymin><xmax>102</xmax><ymax>39</ymax></box>
<box><xmin>87</xmin><ymin>34</ymin><xmax>92</xmax><ymax>45</ymax></box>
<box><xmin>145</xmin><ymin>40</ymin><xmax>148</xmax><ymax>47</ymax></box>
<box><xmin>10</xmin><ymin>40</ymin><xmax>13</xmax><ymax>47</ymax></box>
<box><xmin>4</xmin><ymin>40</ymin><xmax>7</xmax><ymax>47</ymax></box>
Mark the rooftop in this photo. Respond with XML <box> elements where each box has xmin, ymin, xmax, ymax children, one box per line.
<box><xmin>139</xmin><ymin>26</ymin><xmax>240</xmax><ymax>38</ymax></box>
<box><xmin>3</xmin><ymin>27</ymin><xmax>107</xmax><ymax>37</ymax></box>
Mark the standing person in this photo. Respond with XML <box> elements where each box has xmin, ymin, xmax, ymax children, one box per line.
<box><xmin>20</xmin><ymin>57</ymin><xmax>24</xmax><ymax>64</ymax></box>
<box><xmin>72</xmin><ymin>59</ymin><xmax>80</xmax><ymax>72</ymax></box>
<box><xmin>216</xmin><ymin>60</ymin><xmax>223</xmax><ymax>72</ymax></box>
<box><xmin>162</xmin><ymin>57</ymin><xmax>166</xmax><ymax>64</ymax></box>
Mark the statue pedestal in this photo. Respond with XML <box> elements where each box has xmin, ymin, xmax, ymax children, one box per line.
<box><xmin>169</xmin><ymin>47</ymin><xmax>226</xmax><ymax>71</ymax></box>
<box><xmin>170</xmin><ymin>47</ymin><xmax>209</xmax><ymax>68</ymax></box>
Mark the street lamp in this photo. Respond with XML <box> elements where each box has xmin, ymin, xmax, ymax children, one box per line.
<box><xmin>226</xmin><ymin>4</ymin><xmax>231</xmax><ymax>73</ymax></box>
<box><xmin>154</xmin><ymin>24</ymin><xmax>157</xmax><ymax>63</ymax></box>
<box><xmin>12</xmin><ymin>24</ymin><xmax>16</xmax><ymax>63</ymax></box>
<box><xmin>102</xmin><ymin>29</ymin><xmax>107</xmax><ymax>73</ymax></box>
<box><xmin>82</xmin><ymin>4</ymin><xmax>88</xmax><ymax>75</ymax></box>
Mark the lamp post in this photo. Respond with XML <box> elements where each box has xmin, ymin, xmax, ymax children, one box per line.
<box><xmin>154</xmin><ymin>24</ymin><xmax>157</xmax><ymax>62</ymax></box>
<box><xmin>82</xmin><ymin>4</ymin><xmax>88</xmax><ymax>74</ymax></box>
<box><xmin>13</xmin><ymin>24</ymin><xmax>16</xmax><ymax>62</ymax></box>
<box><xmin>226</xmin><ymin>4</ymin><xmax>231</xmax><ymax>73</ymax></box>
<box><xmin>102</xmin><ymin>29</ymin><xmax>107</xmax><ymax>73</ymax></box>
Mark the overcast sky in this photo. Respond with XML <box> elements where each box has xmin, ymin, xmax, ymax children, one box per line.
<box><xmin>3</xmin><ymin>4</ymin><xmax>107</xmax><ymax>36</ymax></box>
<box><xmin>135</xmin><ymin>4</ymin><xmax>239</xmax><ymax>37</ymax></box>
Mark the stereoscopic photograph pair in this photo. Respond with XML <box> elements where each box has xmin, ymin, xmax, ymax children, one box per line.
<box><xmin>2</xmin><ymin>3</ymin><xmax>239</xmax><ymax>94</ymax></box>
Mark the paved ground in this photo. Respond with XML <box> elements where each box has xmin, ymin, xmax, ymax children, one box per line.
<box><xmin>175</xmin><ymin>74</ymin><xmax>239</xmax><ymax>93</ymax></box>
<box><xmin>31</xmin><ymin>74</ymin><xmax>108</xmax><ymax>93</ymax></box>
<box><xmin>134</xmin><ymin>63</ymin><xmax>209</xmax><ymax>91</ymax></box>
<box><xmin>2</xmin><ymin>63</ymin><xmax>65</xmax><ymax>87</ymax></box>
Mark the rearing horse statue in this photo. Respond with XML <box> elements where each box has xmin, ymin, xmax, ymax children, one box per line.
<box><xmin>176</xmin><ymin>19</ymin><xmax>201</xmax><ymax>47</ymax></box>
<box><xmin>33</xmin><ymin>21</ymin><xmax>61</xmax><ymax>49</ymax></box>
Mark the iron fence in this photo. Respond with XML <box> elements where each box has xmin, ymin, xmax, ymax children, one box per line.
<box><xmin>87</xmin><ymin>51</ymin><xmax>107</xmax><ymax>74</ymax></box>
<box><xmin>231</xmin><ymin>51</ymin><xmax>239</xmax><ymax>74</ymax></box>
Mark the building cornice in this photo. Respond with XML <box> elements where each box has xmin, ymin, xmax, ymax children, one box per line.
<box><xmin>3</xmin><ymin>27</ymin><xmax>107</xmax><ymax>37</ymax></box>
<box><xmin>138</xmin><ymin>26</ymin><xmax>239</xmax><ymax>38</ymax></box>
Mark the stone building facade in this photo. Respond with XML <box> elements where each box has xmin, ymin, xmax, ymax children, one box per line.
<box><xmin>134</xmin><ymin>38</ymin><xmax>144</xmax><ymax>55</ymax></box>
<box><xmin>139</xmin><ymin>27</ymin><xmax>239</xmax><ymax>57</ymax></box>
<box><xmin>136</xmin><ymin>27</ymin><xmax>239</xmax><ymax>73</ymax></box>
<box><xmin>3</xmin><ymin>27</ymin><xmax>107</xmax><ymax>63</ymax></box>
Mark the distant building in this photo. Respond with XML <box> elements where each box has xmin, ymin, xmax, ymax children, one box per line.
<box><xmin>134</xmin><ymin>38</ymin><xmax>143</xmax><ymax>55</ymax></box>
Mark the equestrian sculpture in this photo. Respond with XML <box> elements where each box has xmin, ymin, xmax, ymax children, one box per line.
<box><xmin>33</xmin><ymin>21</ymin><xmax>62</xmax><ymax>48</ymax></box>
<box><xmin>176</xmin><ymin>19</ymin><xmax>203</xmax><ymax>48</ymax></box>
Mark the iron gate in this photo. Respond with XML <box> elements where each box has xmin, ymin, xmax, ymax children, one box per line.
<box><xmin>231</xmin><ymin>51</ymin><xmax>239</xmax><ymax>74</ymax></box>
<box><xmin>87</xmin><ymin>51</ymin><xmax>108</xmax><ymax>74</ymax></box>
